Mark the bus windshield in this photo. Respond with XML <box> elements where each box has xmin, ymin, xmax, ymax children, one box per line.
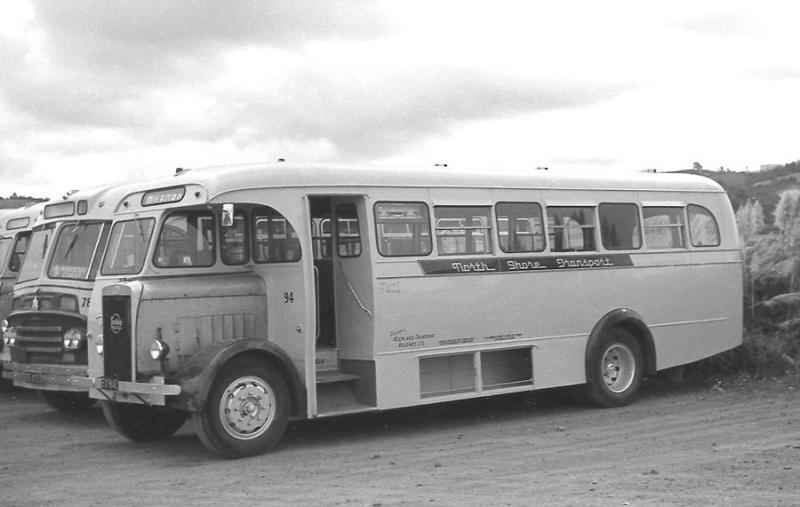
<box><xmin>48</xmin><ymin>222</ymin><xmax>105</xmax><ymax>280</ymax></box>
<box><xmin>101</xmin><ymin>218</ymin><xmax>155</xmax><ymax>275</ymax></box>
<box><xmin>17</xmin><ymin>224</ymin><xmax>55</xmax><ymax>283</ymax></box>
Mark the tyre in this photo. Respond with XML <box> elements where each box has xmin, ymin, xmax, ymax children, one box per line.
<box><xmin>37</xmin><ymin>390</ymin><xmax>96</xmax><ymax>411</ymax></box>
<box><xmin>193</xmin><ymin>358</ymin><xmax>290</xmax><ymax>459</ymax></box>
<box><xmin>102</xmin><ymin>401</ymin><xmax>188</xmax><ymax>441</ymax></box>
<box><xmin>584</xmin><ymin>328</ymin><xmax>643</xmax><ymax>407</ymax></box>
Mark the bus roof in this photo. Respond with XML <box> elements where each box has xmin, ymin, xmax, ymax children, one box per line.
<box><xmin>113</xmin><ymin>163</ymin><xmax>727</xmax><ymax>210</ymax></box>
<box><xmin>1</xmin><ymin>202</ymin><xmax>48</xmax><ymax>233</ymax></box>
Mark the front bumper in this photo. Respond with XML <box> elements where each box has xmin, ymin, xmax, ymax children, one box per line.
<box><xmin>2</xmin><ymin>361</ymin><xmax>88</xmax><ymax>392</ymax></box>
<box><xmin>73</xmin><ymin>375</ymin><xmax>181</xmax><ymax>406</ymax></box>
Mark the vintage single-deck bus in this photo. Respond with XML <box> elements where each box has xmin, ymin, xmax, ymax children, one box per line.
<box><xmin>0</xmin><ymin>204</ymin><xmax>44</xmax><ymax>320</ymax></box>
<box><xmin>1</xmin><ymin>185</ymin><xmax>132</xmax><ymax>409</ymax></box>
<box><xmin>75</xmin><ymin>164</ymin><xmax>742</xmax><ymax>458</ymax></box>
<box><xmin>1</xmin><ymin>204</ymin><xmax>45</xmax><ymax>374</ymax></box>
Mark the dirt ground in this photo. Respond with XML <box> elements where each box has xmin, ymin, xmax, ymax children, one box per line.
<box><xmin>1</xmin><ymin>376</ymin><xmax>798</xmax><ymax>506</ymax></box>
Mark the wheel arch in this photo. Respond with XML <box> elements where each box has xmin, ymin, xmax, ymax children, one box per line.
<box><xmin>173</xmin><ymin>339</ymin><xmax>306</xmax><ymax>418</ymax></box>
<box><xmin>586</xmin><ymin>308</ymin><xmax>657</xmax><ymax>378</ymax></box>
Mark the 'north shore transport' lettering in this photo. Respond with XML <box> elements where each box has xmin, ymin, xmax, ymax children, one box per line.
<box><xmin>419</xmin><ymin>254</ymin><xmax>633</xmax><ymax>275</ymax></box>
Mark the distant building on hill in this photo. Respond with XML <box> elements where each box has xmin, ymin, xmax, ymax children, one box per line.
<box><xmin>760</xmin><ymin>164</ymin><xmax>781</xmax><ymax>171</ymax></box>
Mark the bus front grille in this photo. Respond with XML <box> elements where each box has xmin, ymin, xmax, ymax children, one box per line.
<box><xmin>10</xmin><ymin>315</ymin><xmax>86</xmax><ymax>365</ymax></box>
<box><xmin>102</xmin><ymin>295</ymin><xmax>132</xmax><ymax>382</ymax></box>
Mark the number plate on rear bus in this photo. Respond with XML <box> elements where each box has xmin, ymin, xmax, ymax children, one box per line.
<box><xmin>25</xmin><ymin>371</ymin><xmax>42</xmax><ymax>384</ymax></box>
<box><xmin>99</xmin><ymin>377</ymin><xmax>119</xmax><ymax>390</ymax></box>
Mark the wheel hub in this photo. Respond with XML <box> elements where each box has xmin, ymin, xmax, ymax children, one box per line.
<box><xmin>601</xmin><ymin>344</ymin><xmax>636</xmax><ymax>393</ymax></box>
<box><xmin>219</xmin><ymin>376</ymin><xmax>277</xmax><ymax>440</ymax></box>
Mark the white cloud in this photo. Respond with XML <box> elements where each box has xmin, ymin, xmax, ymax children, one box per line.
<box><xmin>1</xmin><ymin>1</ymin><xmax>800</xmax><ymax>196</ymax></box>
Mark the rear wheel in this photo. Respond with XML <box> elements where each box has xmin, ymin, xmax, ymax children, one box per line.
<box><xmin>584</xmin><ymin>328</ymin><xmax>643</xmax><ymax>407</ymax></box>
<box><xmin>193</xmin><ymin>358</ymin><xmax>290</xmax><ymax>459</ymax></box>
<box><xmin>102</xmin><ymin>401</ymin><xmax>188</xmax><ymax>441</ymax></box>
<box><xmin>37</xmin><ymin>390</ymin><xmax>96</xmax><ymax>411</ymax></box>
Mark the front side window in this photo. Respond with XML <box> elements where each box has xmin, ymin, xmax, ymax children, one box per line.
<box><xmin>435</xmin><ymin>206</ymin><xmax>493</xmax><ymax>255</ymax></box>
<box><xmin>336</xmin><ymin>204</ymin><xmax>362</xmax><ymax>258</ymax></box>
<box><xmin>154</xmin><ymin>210</ymin><xmax>216</xmax><ymax>267</ymax></box>
<box><xmin>221</xmin><ymin>211</ymin><xmax>249</xmax><ymax>265</ymax></box>
<box><xmin>0</xmin><ymin>238</ymin><xmax>11</xmax><ymax>273</ymax></box>
<box><xmin>547</xmin><ymin>207</ymin><xmax>596</xmax><ymax>252</ymax></box>
<box><xmin>48</xmin><ymin>222</ymin><xmax>106</xmax><ymax>280</ymax></box>
<box><xmin>253</xmin><ymin>207</ymin><xmax>301</xmax><ymax>263</ymax></box>
<box><xmin>496</xmin><ymin>202</ymin><xmax>545</xmax><ymax>253</ymax></box>
<box><xmin>7</xmin><ymin>232</ymin><xmax>30</xmax><ymax>273</ymax></box>
<box><xmin>17</xmin><ymin>225</ymin><xmax>55</xmax><ymax>283</ymax></box>
<box><xmin>688</xmin><ymin>204</ymin><xmax>721</xmax><ymax>247</ymax></box>
<box><xmin>599</xmin><ymin>203</ymin><xmax>642</xmax><ymax>250</ymax></box>
<box><xmin>375</xmin><ymin>202</ymin><xmax>432</xmax><ymax>257</ymax></box>
<box><xmin>101</xmin><ymin>218</ymin><xmax>155</xmax><ymax>275</ymax></box>
<box><xmin>643</xmin><ymin>207</ymin><xmax>685</xmax><ymax>249</ymax></box>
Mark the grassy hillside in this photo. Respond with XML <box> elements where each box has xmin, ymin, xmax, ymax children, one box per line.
<box><xmin>0</xmin><ymin>195</ymin><xmax>47</xmax><ymax>210</ymax></box>
<box><xmin>677</xmin><ymin>161</ymin><xmax>800</xmax><ymax>220</ymax></box>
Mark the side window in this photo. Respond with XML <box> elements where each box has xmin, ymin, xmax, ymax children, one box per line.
<box><xmin>336</xmin><ymin>203</ymin><xmax>362</xmax><ymax>258</ymax></box>
<box><xmin>547</xmin><ymin>207</ymin><xmax>596</xmax><ymax>252</ymax></box>
<box><xmin>496</xmin><ymin>202</ymin><xmax>545</xmax><ymax>253</ymax></box>
<box><xmin>221</xmin><ymin>211</ymin><xmax>249</xmax><ymax>265</ymax></box>
<box><xmin>435</xmin><ymin>206</ymin><xmax>493</xmax><ymax>255</ymax></box>
<box><xmin>253</xmin><ymin>207</ymin><xmax>301</xmax><ymax>263</ymax></box>
<box><xmin>0</xmin><ymin>238</ymin><xmax>10</xmax><ymax>272</ymax></box>
<box><xmin>643</xmin><ymin>207</ymin><xmax>685</xmax><ymax>249</ymax></box>
<box><xmin>154</xmin><ymin>210</ymin><xmax>216</xmax><ymax>268</ymax></box>
<box><xmin>688</xmin><ymin>204</ymin><xmax>721</xmax><ymax>247</ymax></box>
<box><xmin>375</xmin><ymin>202</ymin><xmax>432</xmax><ymax>257</ymax></box>
<box><xmin>7</xmin><ymin>232</ymin><xmax>30</xmax><ymax>273</ymax></box>
<box><xmin>312</xmin><ymin>217</ymin><xmax>332</xmax><ymax>260</ymax></box>
<box><xmin>599</xmin><ymin>203</ymin><xmax>642</xmax><ymax>250</ymax></box>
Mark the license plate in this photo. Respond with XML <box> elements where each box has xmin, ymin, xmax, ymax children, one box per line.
<box><xmin>25</xmin><ymin>371</ymin><xmax>42</xmax><ymax>384</ymax></box>
<box><xmin>99</xmin><ymin>376</ymin><xmax>119</xmax><ymax>390</ymax></box>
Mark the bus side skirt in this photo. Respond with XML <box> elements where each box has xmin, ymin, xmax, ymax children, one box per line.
<box><xmin>172</xmin><ymin>338</ymin><xmax>306</xmax><ymax>418</ymax></box>
<box><xmin>586</xmin><ymin>309</ymin><xmax>657</xmax><ymax>377</ymax></box>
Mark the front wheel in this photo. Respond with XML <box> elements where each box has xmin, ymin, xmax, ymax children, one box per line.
<box><xmin>102</xmin><ymin>401</ymin><xmax>188</xmax><ymax>441</ymax></box>
<box><xmin>37</xmin><ymin>390</ymin><xmax>96</xmax><ymax>411</ymax></box>
<box><xmin>193</xmin><ymin>358</ymin><xmax>290</xmax><ymax>459</ymax></box>
<box><xmin>584</xmin><ymin>328</ymin><xmax>643</xmax><ymax>407</ymax></box>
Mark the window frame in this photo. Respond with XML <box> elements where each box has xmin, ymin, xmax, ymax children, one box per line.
<box><xmin>495</xmin><ymin>201</ymin><xmax>546</xmax><ymax>254</ymax></box>
<box><xmin>688</xmin><ymin>204</ymin><xmax>721</xmax><ymax>248</ymax></box>
<box><xmin>642</xmin><ymin>206</ymin><xmax>687</xmax><ymax>250</ymax></box>
<box><xmin>373</xmin><ymin>201</ymin><xmax>433</xmax><ymax>258</ymax></box>
<box><xmin>100</xmin><ymin>218</ymin><xmax>156</xmax><ymax>276</ymax></box>
<box><xmin>434</xmin><ymin>205</ymin><xmax>494</xmax><ymax>256</ymax></box>
<box><xmin>153</xmin><ymin>208</ymin><xmax>217</xmax><ymax>269</ymax></box>
<box><xmin>335</xmin><ymin>203</ymin><xmax>362</xmax><ymax>258</ymax></box>
<box><xmin>598</xmin><ymin>202</ymin><xmax>643</xmax><ymax>251</ymax></box>
<box><xmin>252</xmin><ymin>206</ymin><xmax>302</xmax><ymax>264</ymax></box>
<box><xmin>220</xmin><ymin>210</ymin><xmax>250</xmax><ymax>266</ymax></box>
<box><xmin>545</xmin><ymin>206</ymin><xmax>597</xmax><ymax>253</ymax></box>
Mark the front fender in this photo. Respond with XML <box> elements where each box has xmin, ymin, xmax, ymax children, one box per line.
<box><xmin>172</xmin><ymin>339</ymin><xmax>305</xmax><ymax>417</ymax></box>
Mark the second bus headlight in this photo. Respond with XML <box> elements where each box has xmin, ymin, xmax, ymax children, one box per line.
<box><xmin>63</xmin><ymin>328</ymin><xmax>86</xmax><ymax>350</ymax></box>
<box><xmin>2</xmin><ymin>325</ymin><xmax>16</xmax><ymax>347</ymax></box>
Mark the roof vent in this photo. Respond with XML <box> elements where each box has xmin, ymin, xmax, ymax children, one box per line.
<box><xmin>434</xmin><ymin>163</ymin><xmax>448</xmax><ymax>167</ymax></box>
<box><xmin>277</xmin><ymin>158</ymin><xmax>286</xmax><ymax>163</ymax></box>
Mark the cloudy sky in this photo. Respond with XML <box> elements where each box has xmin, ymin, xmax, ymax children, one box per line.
<box><xmin>1</xmin><ymin>1</ymin><xmax>799</xmax><ymax>198</ymax></box>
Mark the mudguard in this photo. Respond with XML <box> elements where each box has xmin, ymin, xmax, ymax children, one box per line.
<box><xmin>586</xmin><ymin>309</ymin><xmax>657</xmax><ymax>376</ymax></box>
<box><xmin>172</xmin><ymin>338</ymin><xmax>306</xmax><ymax>417</ymax></box>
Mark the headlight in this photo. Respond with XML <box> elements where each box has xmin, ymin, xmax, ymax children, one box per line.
<box><xmin>150</xmin><ymin>339</ymin><xmax>170</xmax><ymax>360</ymax></box>
<box><xmin>1</xmin><ymin>320</ymin><xmax>8</xmax><ymax>333</ymax></box>
<box><xmin>62</xmin><ymin>327</ymin><xmax>86</xmax><ymax>350</ymax></box>
<box><xmin>3</xmin><ymin>327</ymin><xmax>17</xmax><ymax>346</ymax></box>
<box><xmin>95</xmin><ymin>333</ymin><xmax>104</xmax><ymax>355</ymax></box>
